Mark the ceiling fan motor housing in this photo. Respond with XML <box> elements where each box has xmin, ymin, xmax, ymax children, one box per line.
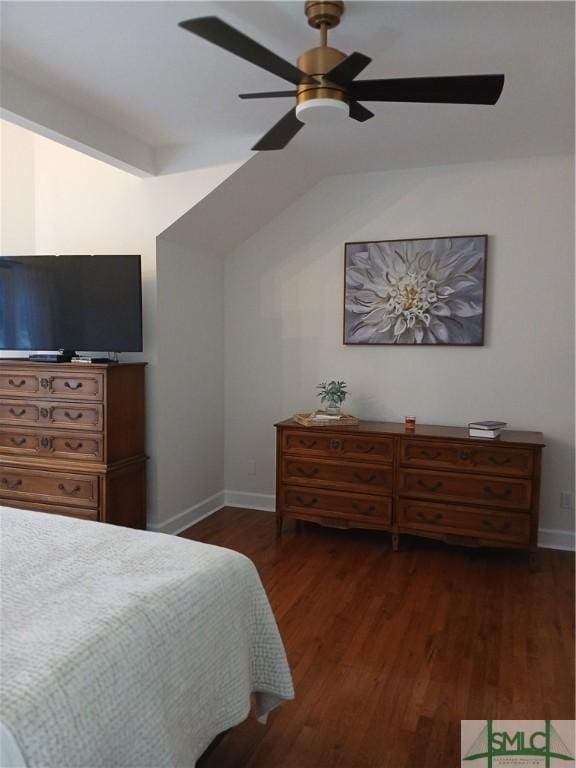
<box><xmin>296</xmin><ymin>45</ymin><xmax>349</xmax><ymax>122</ymax></box>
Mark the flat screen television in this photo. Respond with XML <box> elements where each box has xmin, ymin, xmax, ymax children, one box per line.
<box><xmin>0</xmin><ymin>255</ymin><xmax>143</xmax><ymax>355</ymax></box>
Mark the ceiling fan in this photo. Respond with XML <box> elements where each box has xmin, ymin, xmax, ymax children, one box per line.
<box><xmin>179</xmin><ymin>1</ymin><xmax>504</xmax><ymax>152</ymax></box>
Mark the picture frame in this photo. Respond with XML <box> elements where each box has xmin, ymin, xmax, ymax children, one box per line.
<box><xmin>343</xmin><ymin>235</ymin><xmax>487</xmax><ymax>346</ymax></box>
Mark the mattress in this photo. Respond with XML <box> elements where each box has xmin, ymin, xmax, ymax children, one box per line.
<box><xmin>0</xmin><ymin>506</ymin><xmax>294</xmax><ymax>767</ymax></box>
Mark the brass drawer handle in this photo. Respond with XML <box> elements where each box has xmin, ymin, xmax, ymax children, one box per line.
<box><xmin>416</xmin><ymin>479</ymin><xmax>443</xmax><ymax>491</ymax></box>
<box><xmin>8</xmin><ymin>378</ymin><xmax>26</xmax><ymax>388</ymax></box>
<box><xmin>353</xmin><ymin>471</ymin><xmax>377</xmax><ymax>483</ymax></box>
<box><xmin>9</xmin><ymin>408</ymin><xmax>26</xmax><ymax>418</ymax></box>
<box><xmin>353</xmin><ymin>443</ymin><xmax>375</xmax><ymax>453</ymax></box>
<box><xmin>64</xmin><ymin>411</ymin><xmax>83</xmax><ymax>421</ymax></box>
<box><xmin>296</xmin><ymin>466</ymin><xmax>318</xmax><ymax>478</ymax></box>
<box><xmin>459</xmin><ymin>451</ymin><xmax>470</xmax><ymax>461</ymax></box>
<box><xmin>294</xmin><ymin>494</ymin><xmax>318</xmax><ymax>508</ymax></box>
<box><xmin>64</xmin><ymin>381</ymin><xmax>83</xmax><ymax>390</ymax></box>
<box><xmin>416</xmin><ymin>510</ymin><xmax>443</xmax><ymax>522</ymax></box>
<box><xmin>488</xmin><ymin>455</ymin><xmax>512</xmax><ymax>466</ymax></box>
<box><xmin>58</xmin><ymin>483</ymin><xmax>81</xmax><ymax>495</ymax></box>
<box><xmin>483</xmin><ymin>484</ymin><xmax>512</xmax><ymax>500</ymax></box>
<box><xmin>40</xmin><ymin>436</ymin><xmax>52</xmax><ymax>449</ymax></box>
<box><xmin>420</xmin><ymin>449</ymin><xmax>440</xmax><ymax>459</ymax></box>
<box><xmin>1</xmin><ymin>477</ymin><xmax>22</xmax><ymax>490</ymax></box>
<box><xmin>482</xmin><ymin>518</ymin><xmax>511</xmax><ymax>532</ymax></box>
<box><xmin>9</xmin><ymin>437</ymin><xmax>26</xmax><ymax>446</ymax></box>
<box><xmin>330</xmin><ymin>439</ymin><xmax>342</xmax><ymax>450</ymax></box>
<box><xmin>352</xmin><ymin>502</ymin><xmax>376</xmax><ymax>514</ymax></box>
<box><xmin>40</xmin><ymin>377</ymin><xmax>53</xmax><ymax>389</ymax></box>
<box><xmin>299</xmin><ymin>439</ymin><xmax>317</xmax><ymax>449</ymax></box>
<box><xmin>64</xmin><ymin>441</ymin><xmax>84</xmax><ymax>451</ymax></box>
<box><xmin>40</xmin><ymin>408</ymin><xmax>50</xmax><ymax>419</ymax></box>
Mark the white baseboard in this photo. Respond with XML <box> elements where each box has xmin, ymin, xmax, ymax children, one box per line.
<box><xmin>151</xmin><ymin>491</ymin><xmax>226</xmax><ymax>535</ymax></box>
<box><xmin>224</xmin><ymin>490</ymin><xmax>275</xmax><ymax>512</ymax></box>
<box><xmin>538</xmin><ymin>528</ymin><xmax>575</xmax><ymax>551</ymax></box>
<box><xmin>153</xmin><ymin>489</ymin><xmax>575</xmax><ymax>551</ymax></box>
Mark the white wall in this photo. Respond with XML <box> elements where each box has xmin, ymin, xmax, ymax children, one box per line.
<box><xmin>155</xmin><ymin>238</ymin><xmax>225</xmax><ymax>532</ymax></box>
<box><xmin>0</xmin><ymin>120</ymin><xmax>242</xmax><ymax>526</ymax></box>
<box><xmin>0</xmin><ymin>121</ymin><xmax>35</xmax><ymax>254</ymax></box>
<box><xmin>224</xmin><ymin>154</ymin><xmax>575</xmax><ymax>537</ymax></box>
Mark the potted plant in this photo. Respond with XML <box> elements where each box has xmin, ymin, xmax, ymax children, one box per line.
<box><xmin>317</xmin><ymin>380</ymin><xmax>348</xmax><ymax>415</ymax></box>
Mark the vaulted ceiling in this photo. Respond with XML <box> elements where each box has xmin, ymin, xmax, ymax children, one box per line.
<box><xmin>1</xmin><ymin>1</ymin><xmax>573</xmax><ymax>176</ymax></box>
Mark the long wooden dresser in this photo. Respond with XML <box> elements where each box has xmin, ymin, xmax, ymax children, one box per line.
<box><xmin>0</xmin><ymin>361</ymin><xmax>146</xmax><ymax>528</ymax></box>
<box><xmin>275</xmin><ymin>419</ymin><xmax>544</xmax><ymax>551</ymax></box>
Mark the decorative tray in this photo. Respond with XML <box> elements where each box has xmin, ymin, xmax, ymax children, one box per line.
<box><xmin>293</xmin><ymin>411</ymin><xmax>359</xmax><ymax>427</ymax></box>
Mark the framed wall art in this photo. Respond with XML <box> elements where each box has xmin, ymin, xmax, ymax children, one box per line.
<box><xmin>343</xmin><ymin>235</ymin><xmax>487</xmax><ymax>346</ymax></box>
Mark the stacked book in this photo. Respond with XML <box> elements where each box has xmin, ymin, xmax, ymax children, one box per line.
<box><xmin>468</xmin><ymin>420</ymin><xmax>507</xmax><ymax>438</ymax></box>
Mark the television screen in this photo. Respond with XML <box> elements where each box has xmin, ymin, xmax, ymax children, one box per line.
<box><xmin>0</xmin><ymin>255</ymin><xmax>143</xmax><ymax>352</ymax></box>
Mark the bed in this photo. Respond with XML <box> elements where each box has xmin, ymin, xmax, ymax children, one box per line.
<box><xmin>0</xmin><ymin>506</ymin><xmax>294</xmax><ymax>767</ymax></box>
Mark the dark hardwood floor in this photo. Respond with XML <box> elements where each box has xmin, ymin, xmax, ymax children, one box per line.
<box><xmin>183</xmin><ymin>508</ymin><xmax>575</xmax><ymax>768</ymax></box>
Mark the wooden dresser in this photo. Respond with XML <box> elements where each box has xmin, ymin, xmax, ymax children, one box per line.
<box><xmin>275</xmin><ymin>419</ymin><xmax>544</xmax><ymax>551</ymax></box>
<box><xmin>0</xmin><ymin>361</ymin><xmax>146</xmax><ymax>528</ymax></box>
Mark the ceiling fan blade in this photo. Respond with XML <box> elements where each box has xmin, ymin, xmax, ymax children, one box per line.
<box><xmin>350</xmin><ymin>74</ymin><xmax>505</xmax><ymax>104</ymax></box>
<box><xmin>239</xmin><ymin>90</ymin><xmax>297</xmax><ymax>99</ymax></box>
<box><xmin>179</xmin><ymin>17</ymin><xmax>317</xmax><ymax>87</ymax></box>
<box><xmin>252</xmin><ymin>107</ymin><xmax>304</xmax><ymax>151</ymax></box>
<box><xmin>325</xmin><ymin>52</ymin><xmax>372</xmax><ymax>86</ymax></box>
<box><xmin>349</xmin><ymin>101</ymin><xmax>374</xmax><ymax>122</ymax></box>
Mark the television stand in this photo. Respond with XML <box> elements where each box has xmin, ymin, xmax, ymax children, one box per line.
<box><xmin>0</xmin><ymin>359</ymin><xmax>147</xmax><ymax>528</ymax></box>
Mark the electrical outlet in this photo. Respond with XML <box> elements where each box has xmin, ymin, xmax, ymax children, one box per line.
<box><xmin>247</xmin><ymin>460</ymin><xmax>256</xmax><ymax>476</ymax></box>
<box><xmin>560</xmin><ymin>492</ymin><xmax>574</xmax><ymax>510</ymax></box>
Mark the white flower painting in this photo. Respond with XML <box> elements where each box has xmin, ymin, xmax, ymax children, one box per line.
<box><xmin>344</xmin><ymin>236</ymin><xmax>487</xmax><ymax>345</ymax></box>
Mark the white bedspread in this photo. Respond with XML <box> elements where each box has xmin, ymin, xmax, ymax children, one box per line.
<box><xmin>0</xmin><ymin>507</ymin><xmax>294</xmax><ymax>767</ymax></box>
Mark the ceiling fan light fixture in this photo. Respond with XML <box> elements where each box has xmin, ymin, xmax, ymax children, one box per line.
<box><xmin>295</xmin><ymin>97</ymin><xmax>349</xmax><ymax>124</ymax></box>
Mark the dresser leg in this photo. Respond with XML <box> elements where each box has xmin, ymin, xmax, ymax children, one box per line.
<box><xmin>392</xmin><ymin>533</ymin><xmax>399</xmax><ymax>552</ymax></box>
<box><xmin>276</xmin><ymin>514</ymin><xmax>283</xmax><ymax>537</ymax></box>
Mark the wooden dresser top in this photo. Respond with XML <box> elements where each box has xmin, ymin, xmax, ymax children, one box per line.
<box><xmin>0</xmin><ymin>360</ymin><xmax>146</xmax><ymax>370</ymax></box>
<box><xmin>275</xmin><ymin>418</ymin><xmax>545</xmax><ymax>447</ymax></box>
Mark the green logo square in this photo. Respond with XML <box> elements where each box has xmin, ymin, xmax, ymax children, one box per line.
<box><xmin>461</xmin><ymin>720</ymin><xmax>575</xmax><ymax>767</ymax></box>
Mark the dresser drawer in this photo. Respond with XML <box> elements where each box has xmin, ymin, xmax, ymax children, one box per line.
<box><xmin>47</xmin><ymin>372</ymin><xmax>104</xmax><ymax>400</ymax></box>
<box><xmin>0</xmin><ymin>371</ymin><xmax>41</xmax><ymax>396</ymax></box>
<box><xmin>398</xmin><ymin>468</ymin><xmax>531</xmax><ymax>510</ymax></box>
<box><xmin>0</xmin><ymin>399</ymin><xmax>103</xmax><ymax>431</ymax></box>
<box><xmin>0</xmin><ymin>467</ymin><xmax>99</xmax><ymax>508</ymax></box>
<box><xmin>398</xmin><ymin>500</ymin><xmax>530</xmax><ymax>545</ymax></box>
<box><xmin>0</xmin><ymin>429</ymin><xmax>103</xmax><ymax>462</ymax></box>
<box><xmin>468</xmin><ymin>444</ymin><xmax>534</xmax><ymax>477</ymax></box>
<box><xmin>282</xmin><ymin>457</ymin><xmax>393</xmax><ymax>494</ymax></box>
<box><xmin>283</xmin><ymin>430</ymin><xmax>394</xmax><ymax>464</ymax></box>
<box><xmin>282</xmin><ymin>486</ymin><xmax>392</xmax><ymax>526</ymax></box>
<box><xmin>0</xmin><ymin>370</ymin><xmax>103</xmax><ymax>400</ymax></box>
<box><xmin>400</xmin><ymin>439</ymin><xmax>533</xmax><ymax>478</ymax></box>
